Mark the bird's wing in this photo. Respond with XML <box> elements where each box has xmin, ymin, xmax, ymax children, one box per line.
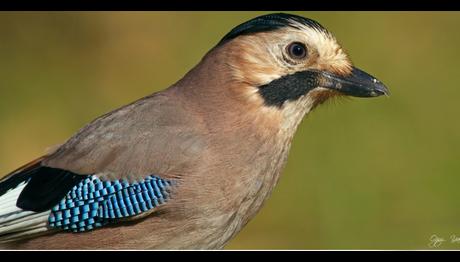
<box><xmin>0</xmin><ymin>91</ymin><xmax>208</xmax><ymax>242</ymax></box>
<box><xmin>0</xmin><ymin>161</ymin><xmax>172</xmax><ymax>242</ymax></box>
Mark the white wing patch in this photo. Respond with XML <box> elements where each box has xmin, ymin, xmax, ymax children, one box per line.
<box><xmin>0</xmin><ymin>181</ymin><xmax>50</xmax><ymax>243</ymax></box>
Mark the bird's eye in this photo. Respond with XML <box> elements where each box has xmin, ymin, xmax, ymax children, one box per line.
<box><xmin>286</xmin><ymin>42</ymin><xmax>307</xmax><ymax>60</ymax></box>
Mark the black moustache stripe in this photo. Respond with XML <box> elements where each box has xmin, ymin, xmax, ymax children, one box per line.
<box><xmin>257</xmin><ymin>70</ymin><xmax>321</xmax><ymax>108</ymax></box>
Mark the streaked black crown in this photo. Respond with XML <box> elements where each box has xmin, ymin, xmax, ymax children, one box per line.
<box><xmin>218</xmin><ymin>13</ymin><xmax>330</xmax><ymax>46</ymax></box>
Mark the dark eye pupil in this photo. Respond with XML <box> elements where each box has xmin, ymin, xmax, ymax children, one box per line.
<box><xmin>292</xmin><ymin>45</ymin><xmax>303</xmax><ymax>56</ymax></box>
<box><xmin>288</xmin><ymin>42</ymin><xmax>306</xmax><ymax>59</ymax></box>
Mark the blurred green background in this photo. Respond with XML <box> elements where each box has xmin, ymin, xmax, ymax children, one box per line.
<box><xmin>0</xmin><ymin>11</ymin><xmax>459</xmax><ymax>249</ymax></box>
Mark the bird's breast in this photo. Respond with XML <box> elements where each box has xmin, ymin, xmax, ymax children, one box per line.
<box><xmin>178</xmin><ymin>128</ymin><xmax>296</xmax><ymax>248</ymax></box>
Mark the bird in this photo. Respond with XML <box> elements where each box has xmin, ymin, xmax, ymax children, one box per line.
<box><xmin>0</xmin><ymin>13</ymin><xmax>389</xmax><ymax>249</ymax></box>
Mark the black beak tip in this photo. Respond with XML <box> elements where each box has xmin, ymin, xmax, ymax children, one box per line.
<box><xmin>371</xmin><ymin>79</ymin><xmax>390</xmax><ymax>97</ymax></box>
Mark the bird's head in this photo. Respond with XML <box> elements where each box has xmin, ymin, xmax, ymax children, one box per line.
<box><xmin>181</xmin><ymin>13</ymin><xmax>389</xmax><ymax>135</ymax></box>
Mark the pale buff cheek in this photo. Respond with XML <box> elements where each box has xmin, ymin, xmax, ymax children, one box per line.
<box><xmin>225</xmin><ymin>39</ymin><xmax>288</xmax><ymax>86</ymax></box>
<box><xmin>244</xmin><ymin>66</ymin><xmax>284</xmax><ymax>86</ymax></box>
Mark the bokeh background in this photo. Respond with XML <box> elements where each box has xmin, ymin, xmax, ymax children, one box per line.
<box><xmin>0</xmin><ymin>11</ymin><xmax>459</xmax><ymax>249</ymax></box>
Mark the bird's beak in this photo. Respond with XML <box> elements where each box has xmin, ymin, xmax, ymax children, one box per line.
<box><xmin>316</xmin><ymin>67</ymin><xmax>389</xmax><ymax>97</ymax></box>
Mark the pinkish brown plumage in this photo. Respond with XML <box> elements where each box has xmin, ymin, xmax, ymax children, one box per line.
<box><xmin>0</xmin><ymin>13</ymin><xmax>388</xmax><ymax>249</ymax></box>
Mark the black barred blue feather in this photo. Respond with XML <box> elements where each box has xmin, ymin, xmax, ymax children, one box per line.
<box><xmin>48</xmin><ymin>175</ymin><xmax>172</xmax><ymax>232</ymax></box>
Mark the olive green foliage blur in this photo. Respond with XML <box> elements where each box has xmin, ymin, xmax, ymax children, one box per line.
<box><xmin>0</xmin><ymin>12</ymin><xmax>459</xmax><ymax>249</ymax></box>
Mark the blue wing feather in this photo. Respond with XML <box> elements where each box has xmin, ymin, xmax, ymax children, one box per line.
<box><xmin>48</xmin><ymin>176</ymin><xmax>172</xmax><ymax>232</ymax></box>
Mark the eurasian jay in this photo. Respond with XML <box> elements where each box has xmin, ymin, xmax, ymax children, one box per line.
<box><xmin>0</xmin><ymin>13</ymin><xmax>389</xmax><ymax>249</ymax></box>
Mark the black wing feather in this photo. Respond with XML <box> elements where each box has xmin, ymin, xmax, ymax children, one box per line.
<box><xmin>16</xmin><ymin>167</ymin><xmax>89</xmax><ymax>212</ymax></box>
<box><xmin>0</xmin><ymin>160</ymin><xmax>88</xmax><ymax>212</ymax></box>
